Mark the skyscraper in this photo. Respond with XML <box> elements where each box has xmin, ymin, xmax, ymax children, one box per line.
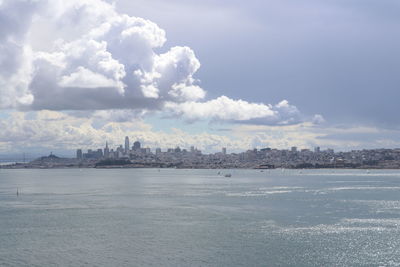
<box><xmin>133</xmin><ymin>141</ymin><xmax>141</xmax><ymax>151</ymax></box>
<box><xmin>104</xmin><ymin>141</ymin><xmax>110</xmax><ymax>158</ymax></box>
<box><xmin>76</xmin><ymin>149</ymin><xmax>82</xmax><ymax>159</ymax></box>
<box><xmin>222</xmin><ymin>147</ymin><xmax>227</xmax><ymax>155</ymax></box>
<box><xmin>125</xmin><ymin>136</ymin><xmax>130</xmax><ymax>153</ymax></box>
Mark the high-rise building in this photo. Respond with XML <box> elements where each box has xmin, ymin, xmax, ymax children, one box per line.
<box><xmin>125</xmin><ymin>136</ymin><xmax>130</xmax><ymax>153</ymax></box>
<box><xmin>133</xmin><ymin>141</ymin><xmax>141</xmax><ymax>151</ymax></box>
<box><xmin>314</xmin><ymin>146</ymin><xmax>320</xmax><ymax>153</ymax></box>
<box><xmin>222</xmin><ymin>147</ymin><xmax>227</xmax><ymax>155</ymax></box>
<box><xmin>291</xmin><ymin>146</ymin><xmax>297</xmax><ymax>152</ymax></box>
<box><xmin>326</xmin><ymin>148</ymin><xmax>334</xmax><ymax>154</ymax></box>
<box><xmin>76</xmin><ymin>149</ymin><xmax>82</xmax><ymax>159</ymax></box>
<box><xmin>104</xmin><ymin>141</ymin><xmax>110</xmax><ymax>158</ymax></box>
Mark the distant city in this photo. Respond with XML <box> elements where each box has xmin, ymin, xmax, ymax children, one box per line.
<box><xmin>76</xmin><ymin>136</ymin><xmax>205</xmax><ymax>161</ymax></box>
<box><xmin>3</xmin><ymin>136</ymin><xmax>400</xmax><ymax>169</ymax></box>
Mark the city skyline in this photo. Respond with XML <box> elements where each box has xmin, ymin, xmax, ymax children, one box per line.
<box><xmin>1</xmin><ymin>0</ymin><xmax>400</xmax><ymax>155</ymax></box>
<box><xmin>76</xmin><ymin>136</ymin><xmax>334</xmax><ymax>161</ymax></box>
<box><xmin>78</xmin><ymin>135</ymin><xmax>328</xmax><ymax>158</ymax></box>
<box><xmin>5</xmin><ymin>134</ymin><xmax>400</xmax><ymax>169</ymax></box>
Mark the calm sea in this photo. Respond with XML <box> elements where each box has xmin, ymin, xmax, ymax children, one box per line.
<box><xmin>1</xmin><ymin>168</ymin><xmax>400</xmax><ymax>266</ymax></box>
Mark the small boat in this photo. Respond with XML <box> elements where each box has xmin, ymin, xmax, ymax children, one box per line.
<box><xmin>224</xmin><ymin>173</ymin><xmax>232</xmax><ymax>177</ymax></box>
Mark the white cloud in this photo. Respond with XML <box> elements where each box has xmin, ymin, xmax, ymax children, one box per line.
<box><xmin>168</xmin><ymin>84</ymin><xmax>206</xmax><ymax>102</ymax></box>
<box><xmin>0</xmin><ymin>0</ymin><xmax>316</xmax><ymax>126</ymax></box>
<box><xmin>59</xmin><ymin>67</ymin><xmax>123</xmax><ymax>89</ymax></box>
<box><xmin>165</xmin><ymin>96</ymin><xmax>303</xmax><ymax>124</ymax></box>
<box><xmin>312</xmin><ymin>114</ymin><xmax>326</xmax><ymax>124</ymax></box>
<box><xmin>165</xmin><ymin>96</ymin><xmax>276</xmax><ymax>121</ymax></box>
<box><xmin>0</xmin><ymin>0</ymin><xmax>38</xmax><ymax>109</ymax></box>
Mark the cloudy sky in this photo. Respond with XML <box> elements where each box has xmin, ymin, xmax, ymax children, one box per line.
<box><xmin>1</xmin><ymin>0</ymin><xmax>400</xmax><ymax>156</ymax></box>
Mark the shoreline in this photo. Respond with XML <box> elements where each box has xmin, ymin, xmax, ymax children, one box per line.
<box><xmin>2</xmin><ymin>165</ymin><xmax>400</xmax><ymax>170</ymax></box>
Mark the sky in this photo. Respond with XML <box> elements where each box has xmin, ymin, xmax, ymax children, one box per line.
<box><xmin>0</xmin><ymin>0</ymin><xmax>400</xmax><ymax>157</ymax></box>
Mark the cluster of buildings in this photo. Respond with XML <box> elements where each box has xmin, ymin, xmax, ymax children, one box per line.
<box><xmin>75</xmin><ymin>137</ymin><xmax>400</xmax><ymax>169</ymax></box>
<box><xmin>4</xmin><ymin>136</ymin><xmax>400</xmax><ymax>169</ymax></box>
<box><xmin>76</xmin><ymin>137</ymin><xmax>204</xmax><ymax>161</ymax></box>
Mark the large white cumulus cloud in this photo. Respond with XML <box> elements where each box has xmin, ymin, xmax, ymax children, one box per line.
<box><xmin>0</xmin><ymin>0</ymin><xmax>39</xmax><ymax>108</ymax></box>
<box><xmin>0</xmin><ymin>0</ymin><xmax>313</xmax><ymax>125</ymax></box>
<box><xmin>165</xmin><ymin>97</ymin><xmax>302</xmax><ymax>124</ymax></box>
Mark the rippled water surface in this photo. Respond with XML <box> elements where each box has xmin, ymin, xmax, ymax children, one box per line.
<box><xmin>1</xmin><ymin>168</ymin><xmax>400</xmax><ymax>266</ymax></box>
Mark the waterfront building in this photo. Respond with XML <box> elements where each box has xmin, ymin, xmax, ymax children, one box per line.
<box><xmin>83</xmin><ymin>149</ymin><xmax>102</xmax><ymax>159</ymax></box>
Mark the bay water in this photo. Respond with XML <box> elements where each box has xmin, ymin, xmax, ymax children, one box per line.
<box><xmin>1</xmin><ymin>168</ymin><xmax>400</xmax><ymax>266</ymax></box>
